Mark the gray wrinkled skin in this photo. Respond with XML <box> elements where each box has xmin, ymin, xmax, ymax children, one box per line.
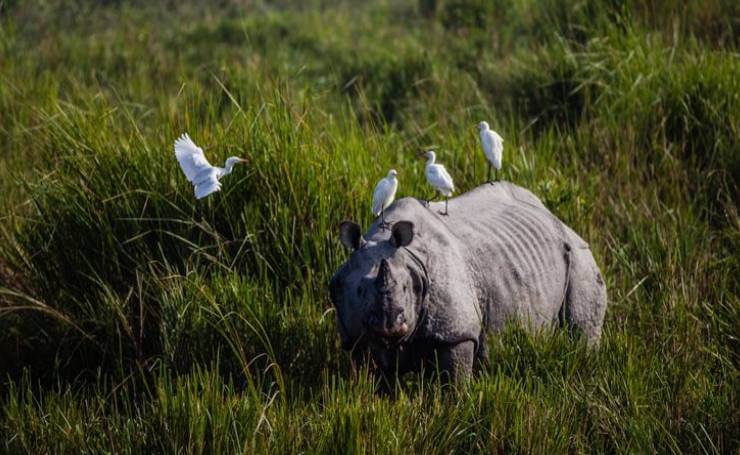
<box><xmin>330</xmin><ymin>182</ymin><xmax>607</xmax><ymax>385</ymax></box>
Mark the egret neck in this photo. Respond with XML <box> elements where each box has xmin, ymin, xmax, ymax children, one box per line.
<box><xmin>220</xmin><ymin>157</ymin><xmax>245</xmax><ymax>178</ymax></box>
<box><xmin>426</xmin><ymin>151</ymin><xmax>436</xmax><ymax>166</ymax></box>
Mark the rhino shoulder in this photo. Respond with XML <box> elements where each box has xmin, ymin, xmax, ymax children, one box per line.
<box><xmin>504</xmin><ymin>183</ymin><xmax>549</xmax><ymax>211</ymax></box>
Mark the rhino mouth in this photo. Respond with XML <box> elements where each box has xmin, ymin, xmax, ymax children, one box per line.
<box><xmin>365</xmin><ymin>307</ymin><xmax>410</xmax><ymax>340</ymax></box>
<box><xmin>370</xmin><ymin>322</ymin><xmax>409</xmax><ymax>339</ymax></box>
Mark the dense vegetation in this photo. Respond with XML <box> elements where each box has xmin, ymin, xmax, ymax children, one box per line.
<box><xmin>1</xmin><ymin>0</ymin><xmax>737</xmax><ymax>452</ymax></box>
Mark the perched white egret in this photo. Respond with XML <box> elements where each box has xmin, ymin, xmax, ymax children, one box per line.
<box><xmin>372</xmin><ymin>169</ymin><xmax>398</xmax><ymax>229</ymax></box>
<box><xmin>421</xmin><ymin>151</ymin><xmax>455</xmax><ymax>215</ymax></box>
<box><xmin>478</xmin><ymin>121</ymin><xmax>504</xmax><ymax>183</ymax></box>
<box><xmin>174</xmin><ymin>133</ymin><xmax>247</xmax><ymax>199</ymax></box>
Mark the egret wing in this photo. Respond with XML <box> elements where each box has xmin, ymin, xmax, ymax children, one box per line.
<box><xmin>436</xmin><ymin>165</ymin><xmax>455</xmax><ymax>192</ymax></box>
<box><xmin>194</xmin><ymin>174</ymin><xmax>222</xmax><ymax>199</ymax></box>
<box><xmin>174</xmin><ymin>133</ymin><xmax>214</xmax><ymax>182</ymax></box>
<box><xmin>195</xmin><ymin>181</ymin><xmax>222</xmax><ymax>199</ymax></box>
<box><xmin>480</xmin><ymin>130</ymin><xmax>492</xmax><ymax>157</ymax></box>
<box><xmin>482</xmin><ymin>130</ymin><xmax>503</xmax><ymax>167</ymax></box>
<box><xmin>427</xmin><ymin>164</ymin><xmax>454</xmax><ymax>195</ymax></box>
<box><xmin>372</xmin><ymin>178</ymin><xmax>392</xmax><ymax>215</ymax></box>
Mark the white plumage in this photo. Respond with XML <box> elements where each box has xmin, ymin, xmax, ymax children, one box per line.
<box><xmin>478</xmin><ymin>121</ymin><xmax>504</xmax><ymax>182</ymax></box>
<box><xmin>174</xmin><ymin>133</ymin><xmax>247</xmax><ymax>200</ymax></box>
<box><xmin>423</xmin><ymin>151</ymin><xmax>454</xmax><ymax>215</ymax></box>
<box><xmin>372</xmin><ymin>169</ymin><xmax>398</xmax><ymax>222</ymax></box>
<box><xmin>424</xmin><ymin>151</ymin><xmax>454</xmax><ymax>197</ymax></box>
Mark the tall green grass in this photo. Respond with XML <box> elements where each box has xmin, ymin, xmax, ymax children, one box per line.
<box><xmin>1</xmin><ymin>0</ymin><xmax>738</xmax><ymax>452</ymax></box>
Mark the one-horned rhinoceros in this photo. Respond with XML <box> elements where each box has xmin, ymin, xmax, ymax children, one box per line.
<box><xmin>329</xmin><ymin>182</ymin><xmax>607</xmax><ymax>384</ymax></box>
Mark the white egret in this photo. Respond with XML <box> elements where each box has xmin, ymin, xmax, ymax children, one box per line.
<box><xmin>372</xmin><ymin>169</ymin><xmax>398</xmax><ymax>229</ymax></box>
<box><xmin>421</xmin><ymin>151</ymin><xmax>455</xmax><ymax>215</ymax></box>
<box><xmin>174</xmin><ymin>133</ymin><xmax>247</xmax><ymax>199</ymax></box>
<box><xmin>478</xmin><ymin>121</ymin><xmax>503</xmax><ymax>183</ymax></box>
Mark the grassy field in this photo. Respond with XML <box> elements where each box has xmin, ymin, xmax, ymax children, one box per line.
<box><xmin>0</xmin><ymin>0</ymin><xmax>738</xmax><ymax>452</ymax></box>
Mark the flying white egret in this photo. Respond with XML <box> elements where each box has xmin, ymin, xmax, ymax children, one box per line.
<box><xmin>174</xmin><ymin>133</ymin><xmax>247</xmax><ymax>200</ymax></box>
<box><xmin>421</xmin><ymin>151</ymin><xmax>454</xmax><ymax>215</ymax></box>
<box><xmin>372</xmin><ymin>169</ymin><xmax>398</xmax><ymax>229</ymax></box>
<box><xmin>478</xmin><ymin>121</ymin><xmax>504</xmax><ymax>183</ymax></box>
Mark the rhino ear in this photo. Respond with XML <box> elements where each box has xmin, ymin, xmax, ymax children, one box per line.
<box><xmin>339</xmin><ymin>220</ymin><xmax>363</xmax><ymax>250</ymax></box>
<box><xmin>391</xmin><ymin>221</ymin><xmax>414</xmax><ymax>248</ymax></box>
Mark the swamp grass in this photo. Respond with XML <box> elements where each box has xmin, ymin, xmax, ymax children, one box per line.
<box><xmin>0</xmin><ymin>0</ymin><xmax>738</xmax><ymax>452</ymax></box>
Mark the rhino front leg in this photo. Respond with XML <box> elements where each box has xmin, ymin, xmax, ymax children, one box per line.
<box><xmin>367</xmin><ymin>347</ymin><xmax>404</xmax><ymax>395</ymax></box>
<box><xmin>435</xmin><ymin>340</ymin><xmax>475</xmax><ymax>383</ymax></box>
<box><xmin>350</xmin><ymin>347</ymin><xmax>371</xmax><ymax>378</ymax></box>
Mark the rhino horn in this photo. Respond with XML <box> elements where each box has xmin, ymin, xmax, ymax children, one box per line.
<box><xmin>375</xmin><ymin>259</ymin><xmax>392</xmax><ymax>289</ymax></box>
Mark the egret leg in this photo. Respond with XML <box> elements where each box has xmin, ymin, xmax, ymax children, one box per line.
<box><xmin>495</xmin><ymin>168</ymin><xmax>498</xmax><ymax>182</ymax></box>
<box><xmin>439</xmin><ymin>197</ymin><xmax>449</xmax><ymax>216</ymax></box>
<box><xmin>488</xmin><ymin>163</ymin><xmax>492</xmax><ymax>184</ymax></box>
<box><xmin>380</xmin><ymin>209</ymin><xmax>386</xmax><ymax>231</ymax></box>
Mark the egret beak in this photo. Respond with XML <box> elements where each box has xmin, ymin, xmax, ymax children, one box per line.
<box><xmin>238</xmin><ymin>158</ymin><xmax>249</xmax><ymax>163</ymax></box>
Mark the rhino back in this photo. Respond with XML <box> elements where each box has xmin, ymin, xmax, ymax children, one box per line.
<box><xmin>368</xmin><ymin>183</ymin><xmax>570</xmax><ymax>335</ymax></box>
<box><xmin>460</xmin><ymin>205</ymin><xmax>568</xmax><ymax>330</ymax></box>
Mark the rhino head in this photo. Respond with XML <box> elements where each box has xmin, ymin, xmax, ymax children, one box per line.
<box><xmin>329</xmin><ymin>220</ymin><xmax>427</xmax><ymax>349</ymax></box>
